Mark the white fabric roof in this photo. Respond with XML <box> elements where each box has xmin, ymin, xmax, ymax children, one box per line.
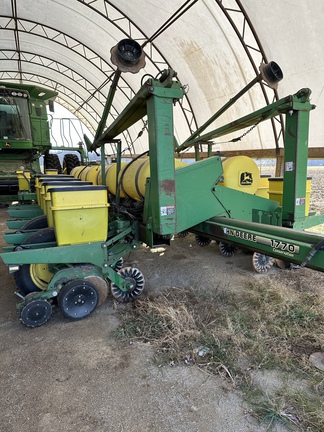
<box><xmin>0</xmin><ymin>0</ymin><xmax>323</xmax><ymax>155</ymax></box>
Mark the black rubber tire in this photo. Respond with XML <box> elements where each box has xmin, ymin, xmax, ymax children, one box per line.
<box><xmin>58</xmin><ymin>279</ymin><xmax>99</xmax><ymax>320</ymax></box>
<box><xmin>44</xmin><ymin>154</ymin><xmax>62</xmax><ymax>174</ymax></box>
<box><xmin>20</xmin><ymin>299</ymin><xmax>52</xmax><ymax>328</ymax></box>
<box><xmin>14</xmin><ymin>228</ymin><xmax>56</xmax><ymax>295</ymax></box>
<box><xmin>63</xmin><ymin>154</ymin><xmax>80</xmax><ymax>175</ymax></box>
<box><xmin>20</xmin><ymin>215</ymin><xmax>48</xmax><ymax>230</ymax></box>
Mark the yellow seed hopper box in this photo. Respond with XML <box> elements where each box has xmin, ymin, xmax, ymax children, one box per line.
<box><xmin>43</xmin><ymin>181</ymin><xmax>91</xmax><ymax>226</ymax></box>
<box><xmin>49</xmin><ymin>185</ymin><xmax>109</xmax><ymax>246</ymax></box>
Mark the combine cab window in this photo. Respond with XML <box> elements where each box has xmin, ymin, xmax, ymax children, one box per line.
<box><xmin>0</xmin><ymin>93</ymin><xmax>32</xmax><ymax>140</ymax></box>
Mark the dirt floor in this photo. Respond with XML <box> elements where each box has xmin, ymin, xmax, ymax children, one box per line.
<box><xmin>1</xmin><ymin>168</ymin><xmax>323</xmax><ymax>432</ymax></box>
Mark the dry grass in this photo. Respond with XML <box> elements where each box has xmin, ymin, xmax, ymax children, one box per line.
<box><xmin>114</xmin><ymin>280</ymin><xmax>324</xmax><ymax>431</ymax></box>
<box><xmin>113</xmin><ymin>167</ymin><xmax>324</xmax><ymax>430</ymax></box>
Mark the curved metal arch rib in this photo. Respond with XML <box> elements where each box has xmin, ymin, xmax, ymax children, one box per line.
<box><xmin>0</xmin><ymin>50</ymin><xmax>107</xmax><ymax>127</ymax></box>
<box><xmin>0</xmin><ymin>19</ymin><xmax>140</xmax><ymax>151</ymax></box>
<box><xmin>75</xmin><ymin>0</ymin><xmax>198</xmax><ymax>134</ymax></box>
<box><xmin>78</xmin><ymin>0</ymin><xmax>284</xmax><ymax>152</ymax></box>
<box><xmin>1</xmin><ymin>10</ymin><xmax>196</xmax><ymax>151</ymax></box>
<box><xmin>0</xmin><ymin>18</ymin><xmax>132</xmax><ymax>103</ymax></box>
<box><xmin>1</xmin><ymin>0</ymin><xmax>284</xmax><ymax>154</ymax></box>
<box><xmin>0</xmin><ymin>68</ymin><xmax>136</xmax><ymax>154</ymax></box>
<box><xmin>214</xmin><ymin>0</ymin><xmax>284</xmax><ymax>151</ymax></box>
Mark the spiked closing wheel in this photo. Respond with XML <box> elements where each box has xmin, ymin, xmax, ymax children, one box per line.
<box><xmin>195</xmin><ymin>235</ymin><xmax>211</xmax><ymax>247</ymax></box>
<box><xmin>58</xmin><ymin>279</ymin><xmax>99</xmax><ymax>320</ymax></box>
<box><xmin>178</xmin><ymin>230</ymin><xmax>189</xmax><ymax>238</ymax></box>
<box><xmin>20</xmin><ymin>299</ymin><xmax>52</xmax><ymax>328</ymax></box>
<box><xmin>114</xmin><ymin>257</ymin><xmax>124</xmax><ymax>271</ymax></box>
<box><xmin>219</xmin><ymin>242</ymin><xmax>238</xmax><ymax>257</ymax></box>
<box><xmin>111</xmin><ymin>267</ymin><xmax>145</xmax><ymax>303</ymax></box>
<box><xmin>252</xmin><ymin>252</ymin><xmax>275</xmax><ymax>273</ymax></box>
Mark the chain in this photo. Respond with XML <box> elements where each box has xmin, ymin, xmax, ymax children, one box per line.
<box><xmin>183</xmin><ymin>117</ymin><xmax>264</xmax><ymax>149</ymax></box>
<box><xmin>230</xmin><ymin>118</ymin><xmax>262</xmax><ymax>143</ymax></box>
<box><xmin>121</xmin><ymin>120</ymin><xmax>148</xmax><ymax>155</ymax></box>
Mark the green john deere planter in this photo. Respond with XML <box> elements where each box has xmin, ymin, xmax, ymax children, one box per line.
<box><xmin>1</xmin><ymin>40</ymin><xmax>324</xmax><ymax>328</ymax></box>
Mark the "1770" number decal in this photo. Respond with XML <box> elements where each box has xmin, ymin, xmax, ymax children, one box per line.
<box><xmin>269</xmin><ymin>239</ymin><xmax>299</xmax><ymax>254</ymax></box>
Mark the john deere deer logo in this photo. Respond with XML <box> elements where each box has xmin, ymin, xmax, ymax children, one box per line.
<box><xmin>240</xmin><ymin>172</ymin><xmax>253</xmax><ymax>186</ymax></box>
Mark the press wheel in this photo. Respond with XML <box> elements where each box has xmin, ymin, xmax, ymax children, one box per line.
<box><xmin>58</xmin><ymin>279</ymin><xmax>99</xmax><ymax>320</ymax></box>
<box><xmin>84</xmin><ymin>275</ymin><xmax>109</xmax><ymax>307</ymax></box>
<box><xmin>276</xmin><ymin>259</ymin><xmax>300</xmax><ymax>270</ymax></box>
<box><xmin>111</xmin><ymin>267</ymin><xmax>145</xmax><ymax>303</ymax></box>
<box><xmin>21</xmin><ymin>215</ymin><xmax>48</xmax><ymax>230</ymax></box>
<box><xmin>252</xmin><ymin>252</ymin><xmax>275</xmax><ymax>273</ymax></box>
<box><xmin>20</xmin><ymin>299</ymin><xmax>52</xmax><ymax>328</ymax></box>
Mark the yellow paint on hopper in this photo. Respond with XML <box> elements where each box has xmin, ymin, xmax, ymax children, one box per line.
<box><xmin>219</xmin><ymin>156</ymin><xmax>260</xmax><ymax>195</ymax></box>
<box><xmin>16</xmin><ymin>170</ymin><xmax>31</xmax><ymax>191</ymax></box>
<box><xmin>122</xmin><ymin>157</ymin><xmax>187</xmax><ymax>201</ymax></box>
<box><xmin>84</xmin><ymin>165</ymin><xmax>101</xmax><ymax>185</ymax></box>
<box><xmin>107</xmin><ymin>163</ymin><xmax>127</xmax><ymax>198</ymax></box>
<box><xmin>50</xmin><ymin>187</ymin><xmax>109</xmax><ymax>246</ymax></box>
<box><xmin>71</xmin><ymin>159</ymin><xmax>187</xmax><ymax>200</ymax></box>
<box><xmin>70</xmin><ymin>166</ymin><xmax>86</xmax><ymax>179</ymax></box>
<box><xmin>255</xmin><ymin>174</ymin><xmax>270</xmax><ymax>198</ymax></box>
<box><xmin>268</xmin><ymin>177</ymin><xmax>312</xmax><ymax>216</ymax></box>
<box><xmin>122</xmin><ymin>157</ymin><xmax>149</xmax><ymax>201</ymax></box>
<box><xmin>79</xmin><ymin>166</ymin><xmax>92</xmax><ymax>181</ymax></box>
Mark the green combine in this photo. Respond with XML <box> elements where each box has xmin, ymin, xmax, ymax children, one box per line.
<box><xmin>0</xmin><ymin>82</ymin><xmax>81</xmax><ymax>202</ymax></box>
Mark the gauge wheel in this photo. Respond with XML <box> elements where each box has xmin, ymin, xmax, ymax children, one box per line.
<box><xmin>275</xmin><ymin>259</ymin><xmax>291</xmax><ymax>269</ymax></box>
<box><xmin>20</xmin><ymin>299</ymin><xmax>52</xmax><ymax>328</ymax></box>
<box><xmin>252</xmin><ymin>252</ymin><xmax>275</xmax><ymax>273</ymax></box>
<box><xmin>20</xmin><ymin>215</ymin><xmax>48</xmax><ymax>230</ymax></box>
<box><xmin>63</xmin><ymin>154</ymin><xmax>80</xmax><ymax>175</ymax></box>
<box><xmin>219</xmin><ymin>242</ymin><xmax>238</xmax><ymax>257</ymax></box>
<box><xmin>14</xmin><ymin>228</ymin><xmax>56</xmax><ymax>295</ymax></box>
<box><xmin>84</xmin><ymin>275</ymin><xmax>109</xmax><ymax>308</ymax></box>
<box><xmin>44</xmin><ymin>153</ymin><xmax>62</xmax><ymax>174</ymax></box>
<box><xmin>58</xmin><ymin>279</ymin><xmax>99</xmax><ymax>320</ymax></box>
<box><xmin>111</xmin><ymin>267</ymin><xmax>145</xmax><ymax>303</ymax></box>
<box><xmin>275</xmin><ymin>259</ymin><xmax>301</xmax><ymax>270</ymax></box>
<box><xmin>195</xmin><ymin>235</ymin><xmax>211</xmax><ymax>247</ymax></box>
